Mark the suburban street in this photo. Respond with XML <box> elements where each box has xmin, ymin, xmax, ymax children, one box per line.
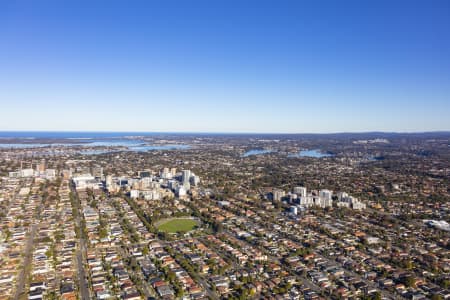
<box><xmin>13</xmin><ymin>223</ymin><xmax>38</xmax><ymax>299</ymax></box>
<box><xmin>71</xmin><ymin>185</ymin><xmax>91</xmax><ymax>300</ymax></box>
<box><xmin>13</xmin><ymin>195</ymin><xmax>43</xmax><ymax>300</ymax></box>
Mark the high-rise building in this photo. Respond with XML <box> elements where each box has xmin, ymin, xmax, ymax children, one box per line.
<box><xmin>106</xmin><ymin>175</ymin><xmax>113</xmax><ymax>187</ymax></box>
<box><xmin>20</xmin><ymin>169</ymin><xmax>34</xmax><ymax>177</ymax></box>
<box><xmin>161</xmin><ymin>168</ymin><xmax>172</xmax><ymax>179</ymax></box>
<box><xmin>293</xmin><ymin>186</ymin><xmax>307</xmax><ymax>197</ymax></box>
<box><xmin>337</xmin><ymin>192</ymin><xmax>348</xmax><ymax>201</ymax></box>
<box><xmin>319</xmin><ymin>189</ymin><xmax>332</xmax><ymax>201</ymax></box>
<box><xmin>182</xmin><ymin>170</ymin><xmax>191</xmax><ymax>185</ymax></box>
<box><xmin>176</xmin><ymin>186</ymin><xmax>187</xmax><ymax>198</ymax></box>
<box><xmin>92</xmin><ymin>167</ymin><xmax>103</xmax><ymax>178</ymax></box>
<box><xmin>190</xmin><ymin>175</ymin><xmax>200</xmax><ymax>186</ymax></box>
<box><xmin>299</xmin><ymin>196</ymin><xmax>313</xmax><ymax>207</ymax></box>
<box><xmin>130</xmin><ymin>190</ymin><xmax>139</xmax><ymax>199</ymax></box>
<box><xmin>140</xmin><ymin>177</ymin><xmax>152</xmax><ymax>189</ymax></box>
<box><xmin>273</xmin><ymin>189</ymin><xmax>285</xmax><ymax>201</ymax></box>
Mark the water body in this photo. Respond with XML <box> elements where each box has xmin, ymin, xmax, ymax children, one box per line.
<box><xmin>86</xmin><ymin>140</ymin><xmax>145</xmax><ymax>147</ymax></box>
<box><xmin>0</xmin><ymin>131</ymin><xmax>166</xmax><ymax>139</ymax></box>
<box><xmin>80</xmin><ymin>145</ymin><xmax>190</xmax><ymax>154</ymax></box>
<box><xmin>130</xmin><ymin>145</ymin><xmax>191</xmax><ymax>152</ymax></box>
<box><xmin>79</xmin><ymin>150</ymin><xmax>117</xmax><ymax>155</ymax></box>
<box><xmin>292</xmin><ymin>149</ymin><xmax>334</xmax><ymax>158</ymax></box>
<box><xmin>0</xmin><ymin>132</ymin><xmax>191</xmax><ymax>152</ymax></box>
<box><xmin>242</xmin><ymin>149</ymin><xmax>273</xmax><ymax>157</ymax></box>
<box><xmin>0</xmin><ymin>143</ymin><xmax>75</xmax><ymax>148</ymax></box>
<box><xmin>0</xmin><ymin>140</ymin><xmax>143</xmax><ymax>149</ymax></box>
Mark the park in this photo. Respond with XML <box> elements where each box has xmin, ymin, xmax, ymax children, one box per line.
<box><xmin>156</xmin><ymin>218</ymin><xmax>199</xmax><ymax>233</ymax></box>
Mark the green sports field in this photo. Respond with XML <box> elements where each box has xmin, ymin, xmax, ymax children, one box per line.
<box><xmin>157</xmin><ymin>218</ymin><xmax>198</xmax><ymax>233</ymax></box>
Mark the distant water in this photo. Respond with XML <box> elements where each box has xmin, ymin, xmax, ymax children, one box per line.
<box><xmin>0</xmin><ymin>143</ymin><xmax>75</xmax><ymax>148</ymax></box>
<box><xmin>0</xmin><ymin>131</ymin><xmax>168</xmax><ymax>139</ymax></box>
<box><xmin>130</xmin><ymin>145</ymin><xmax>190</xmax><ymax>152</ymax></box>
<box><xmin>242</xmin><ymin>149</ymin><xmax>273</xmax><ymax>157</ymax></box>
<box><xmin>79</xmin><ymin>150</ymin><xmax>115</xmax><ymax>155</ymax></box>
<box><xmin>291</xmin><ymin>149</ymin><xmax>334</xmax><ymax>158</ymax></box>
<box><xmin>0</xmin><ymin>131</ymin><xmax>247</xmax><ymax>139</ymax></box>
<box><xmin>80</xmin><ymin>146</ymin><xmax>190</xmax><ymax>154</ymax></box>
<box><xmin>85</xmin><ymin>140</ymin><xmax>145</xmax><ymax>147</ymax></box>
<box><xmin>0</xmin><ymin>140</ymin><xmax>144</xmax><ymax>148</ymax></box>
<box><xmin>0</xmin><ymin>132</ymin><xmax>191</xmax><ymax>152</ymax></box>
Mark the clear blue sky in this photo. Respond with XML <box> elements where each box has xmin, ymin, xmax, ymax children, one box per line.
<box><xmin>0</xmin><ymin>0</ymin><xmax>449</xmax><ymax>133</ymax></box>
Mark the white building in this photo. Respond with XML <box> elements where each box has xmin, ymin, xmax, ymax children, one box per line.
<box><xmin>176</xmin><ymin>186</ymin><xmax>187</xmax><ymax>198</ymax></box>
<box><xmin>143</xmin><ymin>190</ymin><xmax>161</xmax><ymax>201</ymax></box>
<box><xmin>299</xmin><ymin>196</ymin><xmax>314</xmax><ymax>207</ymax></box>
<box><xmin>160</xmin><ymin>168</ymin><xmax>173</xmax><ymax>179</ymax></box>
<box><xmin>293</xmin><ymin>187</ymin><xmax>307</xmax><ymax>197</ymax></box>
<box><xmin>190</xmin><ymin>175</ymin><xmax>200</xmax><ymax>186</ymax></box>
<box><xmin>352</xmin><ymin>200</ymin><xmax>366</xmax><ymax>210</ymax></box>
<box><xmin>45</xmin><ymin>169</ymin><xmax>56</xmax><ymax>178</ymax></box>
<box><xmin>9</xmin><ymin>171</ymin><xmax>20</xmax><ymax>178</ymax></box>
<box><xmin>182</xmin><ymin>170</ymin><xmax>191</xmax><ymax>185</ymax></box>
<box><xmin>130</xmin><ymin>190</ymin><xmax>139</xmax><ymax>199</ymax></box>
<box><xmin>273</xmin><ymin>189</ymin><xmax>285</xmax><ymax>201</ymax></box>
<box><xmin>336</xmin><ymin>194</ymin><xmax>366</xmax><ymax>210</ymax></box>
<box><xmin>106</xmin><ymin>175</ymin><xmax>113</xmax><ymax>187</ymax></box>
<box><xmin>319</xmin><ymin>189</ymin><xmax>332</xmax><ymax>201</ymax></box>
<box><xmin>73</xmin><ymin>174</ymin><xmax>99</xmax><ymax>190</ymax></box>
<box><xmin>20</xmin><ymin>168</ymin><xmax>34</xmax><ymax>177</ymax></box>
<box><xmin>140</xmin><ymin>177</ymin><xmax>152</xmax><ymax>189</ymax></box>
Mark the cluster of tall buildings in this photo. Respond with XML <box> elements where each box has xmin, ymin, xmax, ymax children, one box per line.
<box><xmin>104</xmin><ymin>168</ymin><xmax>200</xmax><ymax>200</ymax></box>
<box><xmin>334</xmin><ymin>192</ymin><xmax>367</xmax><ymax>210</ymax></box>
<box><xmin>71</xmin><ymin>167</ymin><xmax>201</xmax><ymax>202</ymax></box>
<box><xmin>168</xmin><ymin>169</ymin><xmax>200</xmax><ymax>198</ymax></box>
<box><xmin>271</xmin><ymin>186</ymin><xmax>366</xmax><ymax>214</ymax></box>
<box><xmin>8</xmin><ymin>160</ymin><xmax>56</xmax><ymax>179</ymax></box>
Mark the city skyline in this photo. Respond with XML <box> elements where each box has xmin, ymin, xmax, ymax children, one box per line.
<box><xmin>1</xmin><ymin>1</ymin><xmax>450</xmax><ymax>133</ymax></box>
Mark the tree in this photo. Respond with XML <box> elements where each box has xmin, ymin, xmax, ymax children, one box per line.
<box><xmin>431</xmin><ymin>295</ymin><xmax>443</xmax><ymax>300</ymax></box>
<box><xmin>373</xmin><ymin>292</ymin><xmax>382</xmax><ymax>300</ymax></box>
<box><xmin>405</xmin><ymin>276</ymin><xmax>416</xmax><ymax>288</ymax></box>
<box><xmin>403</xmin><ymin>259</ymin><xmax>414</xmax><ymax>270</ymax></box>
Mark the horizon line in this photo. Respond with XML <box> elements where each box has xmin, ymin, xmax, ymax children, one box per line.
<box><xmin>0</xmin><ymin>130</ymin><xmax>449</xmax><ymax>135</ymax></box>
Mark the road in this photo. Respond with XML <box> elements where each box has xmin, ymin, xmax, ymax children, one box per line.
<box><xmin>76</xmin><ymin>239</ymin><xmax>90</xmax><ymax>300</ymax></box>
<box><xmin>13</xmin><ymin>189</ymin><xmax>43</xmax><ymax>300</ymax></box>
<box><xmin>13</xmin><ymin>222</ymin><xmax>38</xmax><ymax>299</ymax></box>
<box><xmin>70</xmin><ymin>185</ymin><xmax>91</xmax><ymax>300</ymax></box>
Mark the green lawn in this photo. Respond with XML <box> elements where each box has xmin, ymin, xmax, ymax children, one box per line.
<box><xmin>157</xmin><ymin>218</ymin><xmax>198</xmax><ymax>233</ymax></box>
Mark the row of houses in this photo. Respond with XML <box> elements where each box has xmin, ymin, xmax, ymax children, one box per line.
<box><xmin>81</xmin><ymin>194</ymin><xmax>142</xmax><ymax>299</ymax></box>
<box><xmin>28</xmin><ymin>179</ymin><xmax>78</xmax><ymax>300</ymax></box>
<box><xmin>0</xmin><ymin>178</ymin><xmax>36</xmax><ymax>299</ymax></box>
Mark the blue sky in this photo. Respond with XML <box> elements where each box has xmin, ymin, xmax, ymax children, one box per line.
<box><xmin>0</xmin><ymin>0</ymin><xmax>449</xmax><ymax>133</ymax></box>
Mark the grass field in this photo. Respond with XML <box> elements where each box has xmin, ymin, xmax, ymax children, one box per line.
<box><xmin>157</xmin><ymin>218</ymin><xmax>198</xmax><ymax>233</ymax></box>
